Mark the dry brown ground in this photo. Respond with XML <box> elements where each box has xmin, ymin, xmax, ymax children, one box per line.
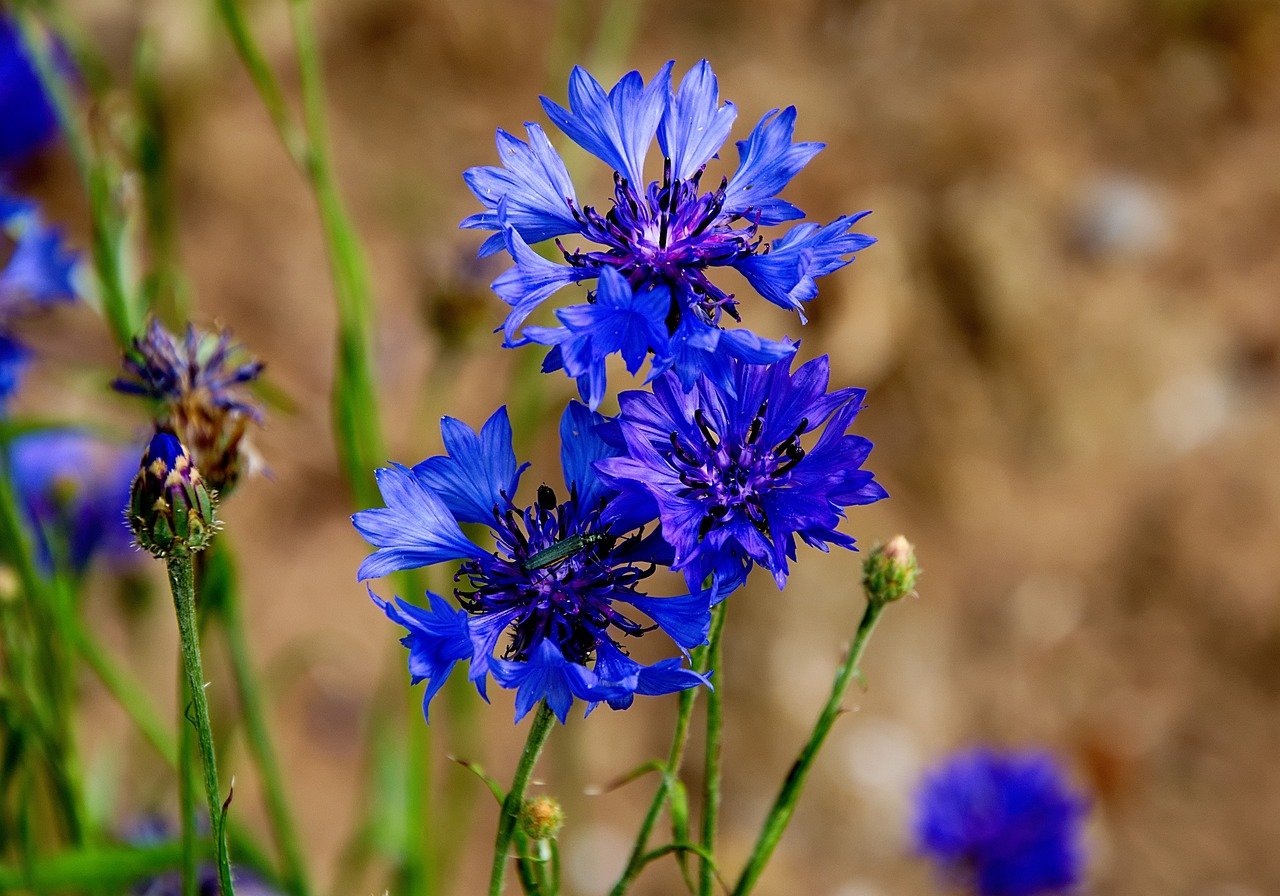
<box><xmin>13</xmin><ymin>0</ymin><xmax>1280</xmax><ymax>893</ymax></box>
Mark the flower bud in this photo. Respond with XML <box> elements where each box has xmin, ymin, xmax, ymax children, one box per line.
<box><xmin>128</xmin><ymin>431</ymin><xmax>218</xmax><ymax>558</ymax></box>
<box><xmin>519</xmin><ymin>796</ymin><xmax>564</xmax><ymax>841</ymax></box>
<box><xmin>861</xmin><ymin>535</ymin><xmax>919</xmax><ymax>606</ymax></box>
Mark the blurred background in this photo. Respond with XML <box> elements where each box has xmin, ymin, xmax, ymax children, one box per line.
<box><xmin>9</xmin><ymin>0</ymin><xmax>1280</xmax><ymax>893</ymax></box>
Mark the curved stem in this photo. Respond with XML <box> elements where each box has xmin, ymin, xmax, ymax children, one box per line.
<box><xmin>166</xmin><ymin>553</ymin><xmax>235</xmax><ymax>896</ymax></box>
<box><xmin>730</xmin><ymin>600</ymin><xmax>887</xmax><ymax>895</ymax></box>
<box><xmin>489</xmin><ymin>703</ymin><xmax>556</xmax><ymax>896</ymax></box>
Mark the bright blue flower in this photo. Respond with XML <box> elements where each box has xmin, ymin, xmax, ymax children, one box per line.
<box><xmin>355</xmin><ymin>403</ymin><xmax>712</xmax><ymax>724</ymax></box>
<box><xmin>0</xmin><ymin>14</ymin><xmax>60</xmax><ymax>170</ymax></box>
<box><xmin>9</xmin><ymin>429</ymin><xmax>139</xmax><ymax>573</ymax></box>
<box><xmin>463</xmin><ymin>60</ymin><xmax>874</xmax><ymax>405</ymax></box>
<box><xmin>596</xmin><ymin>354</ymin><xmax>887</xmax><ymax>590</ymax></box>
<box><xmin>2</xmin><ymin>193</ymin><xmax>78</xmax><ymax>316</ymax></box>
<box><xmin>914</xmin><ymin>748</ymin><xmax>1088</xmax><ymax>896</ymax></box>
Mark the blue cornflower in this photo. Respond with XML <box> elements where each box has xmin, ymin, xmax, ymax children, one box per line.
<box><xmin>113</xmin><ymin>317</ymin><xmax>264</xmax><ymax>494</ymax></box>
<box><xmin>9</xmin><ymin>429</ymin><xmax>139</xmax><ymax>573</ymax></box>
<box><xmin>126</xmin><ymin>817</ymin><xmax>282</xmax><ymax>896</ymax></box>
<box><xmin>914</xmin><ymin>748</ymin><xmax>1088</xmax><ymax>896</ymax></box>
<box><xmin>354</xmin><ymin>402</ymin><xmax>712</xmax><ymax>723</ymax></box>
<box><xmin>0</xmin><ymin>13</ymin><xmax>60</xmax><ymax>170</ymax></box>
<box><xmin>595</xmin><ymin>354</ymin><xmax>887</xmax><ymax>591</ymax></box>
<box><xmin>0</xmin><ymin>193</ymin><xmax>78</xmax><ymax>409</ymax></box>
<box><xmin>463</xmin><ymin>60</ymin><xmax>874</xmax><ymax>405</ymax></box>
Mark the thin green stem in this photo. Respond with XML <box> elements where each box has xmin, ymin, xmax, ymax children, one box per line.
<box><xmin>730</xmin><ymin>599</ymin><xmax>888</xmax><ymax>896</ymax></box>
<box><xmin>608</xmin><ymin>654</ymin><xmax>703</xmax><ymax>896</ymax></box>
<box><xmin>489</xmin><ymin>703</ymin><xmax>556</xmax><ymax>896</ymax></box>
<box><xmin>179</xmin><ymin>671</ymin><xmax>200</xmax><ymax>896</ymax></box>
<box><xmin>213</xmin><ymin>545</ymin><xmax>313</xmax><ymax>896</ymax></box>
<box><xmin>11</xmin><ymin>7</ymin><xmax>137</xmax><ymax>346</ymax></box>
<box><xmin>698</xmin><ymin>603</ymin><xmax>728</xmax><ymax>896</ymax></box>
<box><xmin>166</xmin><ymin>552</ymin><xmax>235</xmax><ymax>896</ymax></box>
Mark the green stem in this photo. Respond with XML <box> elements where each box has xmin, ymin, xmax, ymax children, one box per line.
<box><xmin>214</xmin><ymin>547</ymin><xmax>313</xmax><ymax>896</ymax></box>
<box><xmin>489</xmin><ymin>703</ymin><xmax>556</xmax><ymax>896</ymax></box>
<box><xmin>698</xmin><ymin>603</ymin><xmax>728</xmax><ymax>896</ymax></box>
<box><xmin>730</xmin><ymin>599</ymin><xmax>887</xmax><ymax>896</ymax></box>
<box><xmin>11</xmin><ymin>8</ymin><xmax>137</xmax><ymax>346</ymax></box>
<box><xmin>179</xmin><ymin>671</ymin><xmax>200</xmax><ymax>896</ymax></box>
<box><xmin>166</xmin><ymin>552</ymin><xmax>235</xmax><ymax>896</ymax></box>
<box><xmin>608</xmin><ymin>656</ymin><xmax>702</xmax><ymax>896</ymax></box>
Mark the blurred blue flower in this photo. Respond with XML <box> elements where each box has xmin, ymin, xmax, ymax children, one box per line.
<box><xmin>463</xmin><ymin>60</ymin><xmax>874</xmax><ymax>405</ymax></box>
<box><xmin>126</xmin><ymin>816</ymin><xmax>282</xmax><ymax>896</ymax></box>
<box><xmin>354</xmin><ymin>403</ymin><xmax>712</xmax><ymax>724</ymax></box>
<box><xmin>596</xmin><ymin>354</ymin><xmax>886</xmax><ymax>591</ymax></box>
<box><xmin>0</xmin><ymin>13</ymin><xmax>60</xmax><ymax>170</ymax></box>
<box><xmin>914</xmin><ymin>748</ymin><xmax>1088</xmax><ymax>896</ymax></box>
<box><xmin>0</xmin><ymin>193</ymin><xmax>79</xmax><ymax>409</ymax></box>
<box><xmin>9</xmin><ymin>428</ymin><xmax>138</xmax><ymax>573</ymax></box>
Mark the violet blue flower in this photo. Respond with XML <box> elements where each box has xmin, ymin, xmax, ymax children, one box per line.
<box><xmin>0</xmin><ymin>13</ymin><xmax>61</xmax><ymax>170</ymax></box>
<box><xmin>914</xmin><ymin>748</ymin><xmax>1088</xmax><ymax>896</ymax></box>
<box><xmin>354</xmin><ymin>402</ymin><xmax>712</xmax><ymax>723</ymax></box>
<box><xmin>463</xmin><ymin>60</ymin><xmax>874</xmax><ymax>405</ymax></box>
<box><xmin>596</xmin><ymin>354</ymin><xmax>887</xmax><ymax>590</ymax></box>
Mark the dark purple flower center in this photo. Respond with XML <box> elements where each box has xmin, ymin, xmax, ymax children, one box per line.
<box><xmin>456</xmin><ymin>485</ymin><xmax>655</xmax><ymax>664</ymax></box>
<box><xmin>559</xmin><ymin>159</ymin><xmax>764</xmax><ymax>331</ymax></box>
<box><xmin>668</xmin><ymin>402</ymin><xmax>807</xmax><ymax>539</ymax></box>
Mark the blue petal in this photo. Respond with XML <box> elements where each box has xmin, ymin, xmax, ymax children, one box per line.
<box><xmin>491</xmin><ymin>639</ymin><xmax>597</xmax><ymax>724</ymax></box>
<box><xmin>0</xmin><ymin>17</ymin><xmax>60</xmax><ymax>168</ymax></box>
<box><xmin>370</xmin><ymin>588</ymin><xmax>474</xmax><ymax>722</ymax></box>
<box><xmin>0</xmin><ymin>207</ymin><xmax>79</xmax><ymax>309</ymax></box>
<box><xmin>353</xmin><ymin>464</ymin><xmax>483</xmax><ymax>580</ymax></box>
<box><xmin>490</xmin><ymin>224</ymin><xmax>593</xmax><ymax>345</ymax></box>
<box><xmin>540</xmin><ymin>62</ymin><xmax>673</xmax><ymax>187</ymax></box>
<box><xmin>461</xmin><ymin>124</ymin><xmax>581</xmax><ymax>256</ymax></box>
<box><xmin>0</xmin><ymin>333</ymin><xmax>30</xmax><ymax>409</ymax></box>
<box><xmin>413</xmin><ymin>406</ymin><xmax>527</xmax><ymax>525</ymax></box>
<box><xmin>722</xmin><ymin>107</ymin><xmax>824</xmax><ymax>225</ymax></box>
<box><xmin>733</xmin><ymin>213</ymin><xmax>874</xmax><ymax>320</ymax></box>
<box><xmin>619</xmin><ymin>591</ymin><xmax>713</xmax><ymax>651</ymax></box>
<box><xmin>658</xmin><ymin>60</ymin><xmax>738</xmax><ymax>181</ymax></box>
<box><xmin>558</xmin><ymin>400</ymin><xmax>618</xmax><ymax>514</ymax></box>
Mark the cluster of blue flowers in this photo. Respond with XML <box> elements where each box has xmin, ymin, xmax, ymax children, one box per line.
<box><xmin>2</xmin><ymin>14</ymin><xmax>141</xmax><ymax>577</ymax></box>
<box><xmin>354</xmin><ymin>60</ymin><xmax>886</xmax><ymax>723</ymax></box>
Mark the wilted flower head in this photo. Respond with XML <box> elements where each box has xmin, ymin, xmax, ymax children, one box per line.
<box><xmin>596</xmin><ymin>354</ymin><xmax>886</xmax><ymax>591</ymax></box>
<box><xmin>1</xmin><ymin>193</ymin><xmax>78</xmax><ymax>408</ymax></box>
<box><xmin>114</xmin><ymin>317</ymin><xmax>263</xmax><ymax>495</ymax></box>
<box><xmin>914</xmin><ymin>748</ymin><xmax>1088</xmax><ymax>896</ymax></box>
<box><xmin>354</xmin><ymin>403</ymin><xmax>712</xmax><ymax>724</ymax></box>
<box><xmin>8</xmin><ymin>428</ymin><xmax>138</xmax><ymax>573</ymax></box>
<box><xmin>0</xmin><ymin>14</ymin><xmax>61</xmax><ymax>170</ymax></box>
<box><xmin>463</xmin><ymin>60</ymin><xmax>874</xmax><ymax>405</ymax></box>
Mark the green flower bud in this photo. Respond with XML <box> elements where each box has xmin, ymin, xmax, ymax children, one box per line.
<box><xmin>128</xmin><ymin>431</ymin><xmax>218</xmax><ymax>558</ymax></box>
<box><xmin>861</xmin><ymin>535</ymin><xmax>919</xmax><ymax>606</ymax></box>
<box><xmin>519</xmin><ymin>796</ymin><xmax>564</xmax><ymax>841</ymax></box>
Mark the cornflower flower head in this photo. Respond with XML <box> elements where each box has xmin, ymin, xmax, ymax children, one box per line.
<box><xmin>596</xmin><ymin>354</ymin><xmax>886</xmax><ymax>591</ymax></box>
<box><xmin>0</xmin><ymin>13</ymin><xmax>61</xmax><ymax>170</ymax></box>
<box><xmin>463</xmin><ymin>60</ymin><xmax>874</xmax><ymax>406</ymax></box>
<box><xmin>1</xmin><ymin>193</ymin><xmax>79</xmax><ymax>407</ymax></box>
<box><xmin>9</xmin><ymin>428</ymin><xmax>138</xmax><ymax>574</ymax></box>
<box><xmin>113</xmin><ymin>317</ymin><xmax>264</xmax><ymax>495</ymax></box>
<box><xmin>914</xmin><ymin>748</ymin><xmax>1088</xmax><ymax>896</ymax></box>
<box><xmin>354</xmin><ymin>403</ymin><xmax>713</xmax><ymax>724</ymax></box>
